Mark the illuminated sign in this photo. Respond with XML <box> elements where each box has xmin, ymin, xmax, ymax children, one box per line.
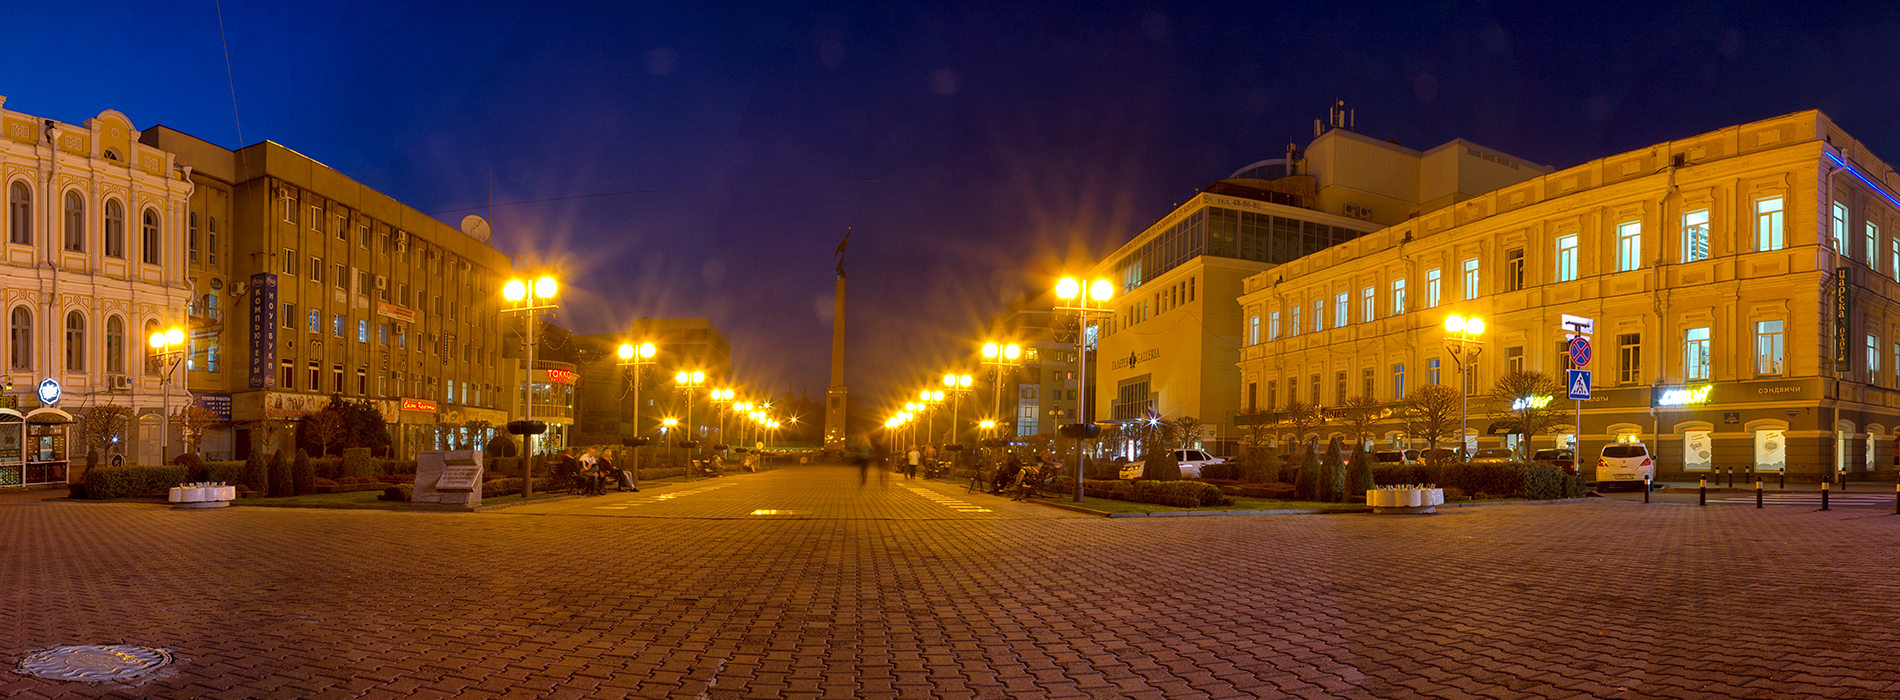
<box><xmin>1510</xmin><ymin>394</ymin><xmax>1553</xmax><ymax>410</ymax></box>
<box><xmin>36</xmin><ymin>379</ymin><xmax>59</xmax><ymax>405</ymax></box>
<box><xmin>376</xmin><ymin>301</ymin><xmax>416</xmax><ymax>324</ymax></box>
<box><xmin>1656</xmin><ymin>385</ymin><xmax>1713</xmax><ymax>406</ymax></box>
<box><xmin>401</xmin><ymin>398</ymin><xmax>437</xmax><ymax>413</ymax></box>
<box><xmin>545</xmin><ymin>368</ymin><xmax>575</xmax><ymax>384</ymax></box>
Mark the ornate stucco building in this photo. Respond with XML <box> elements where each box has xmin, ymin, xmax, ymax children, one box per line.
<box><xmin>1238</xmin><ymin>110</ymin><xmax>1896</xmax><ymax>481</ymax></box>
<box><xmin>0</xmin><ymin>100</ymin><xmax>195</xmax><ymax>482</ymax></box>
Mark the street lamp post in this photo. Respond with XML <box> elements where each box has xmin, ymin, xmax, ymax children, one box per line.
<box><xmin>980</xmin><ymin>342</ymin><xmax>1022</xmax><ymax>467</ymax></box>
<box><xmin>1055</xmin><ymin>277</ymin><xmax>1115</xmax><ymax>503</ymax></box>
<box><xmin>675</xmin><ymin>370</ymin><xmax>706</xmax><ymax>464</ymax></box>
<box><xmin>504</xmin><ymin>275</ymin><xmax>558</xmax><ymax>498</ymax></box>
<box><xmin>710</xmin><ymin>389</ymin><xmax>735</xmax><ymax>446</ymax></box>
<box><xmin>617</xmin><ymin>341</ymin><xmax>657</xmax><ymax>490</ymax></box>
<box><xmin>146</xmin><ymin>327</ymin><xmax>186</xmax><ymax>463</ymax></box>
<box><xmin>662</xmin><ymin>417</ymin><xmax>678</xmax><ymax>467</ymax></box>
<box><xmin>943</xmin><ymin>373</ymin><xmax>972</xmax><ymax>470</ymax></box>
<box><xmin>1444</xmin><ymin>314</ymin><xmax>1487</xmax><ymax>459</ymax></box>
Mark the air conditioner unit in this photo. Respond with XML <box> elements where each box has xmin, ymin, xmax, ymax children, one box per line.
<box><xmin>109</xmin><ymin>374</ymin><xmax>129</xmax><ymax>389</ymax></box>
<box><xmin>375</xmin><ymin>275</ymin><xmax>388</xmax><ymax>290</ymax></box>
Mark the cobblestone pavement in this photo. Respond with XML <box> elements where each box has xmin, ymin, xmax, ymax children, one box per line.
<box><xmin>5</xmin><ymin>464</ymin><xmax>1900</xmax><ymax>699</ymax></box>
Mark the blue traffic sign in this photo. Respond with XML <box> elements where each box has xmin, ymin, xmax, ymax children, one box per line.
<box><xmin>1568</xmin><ymin>336</ymin><xmax>1592</xmax><ymax>367</ymax></box>
<box><xmin>1566</xmin><ymin>369</ymin><xmax>1592</xmax><ymax>400</ymax></box>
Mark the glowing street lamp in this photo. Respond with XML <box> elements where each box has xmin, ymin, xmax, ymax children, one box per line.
<box><xmin>1054</xmin><ymin>275</ymin><xmax>1115</xmax><ymax>502</ymax></box>
<box><xmin>675</xmin><ymin>370</ymin><xmax>706</xmax><ymax>462</ymax></box>
<box><xmin>503</xmin><ymin>275</ymin><xmax>559</xmax><ymax>496</ymax></box>
<box><xmin>147</xmin><ymin>327</ymin><xmax>186</xmax><ymax>463</ymax></box>
<box><xmin>1444</xmin><ymin>314</ymin><xmax>1487</xmax><ymax>458</ymax></box>
<box><xmin>617</xmin><ymin>341</ymin><xmax>658</xmax><ymax>489</ymax></box>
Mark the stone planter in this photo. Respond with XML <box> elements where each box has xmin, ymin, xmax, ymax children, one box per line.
<box><xmin>1367</xmin><ymin>487</ymin><xmax>1443</xmax><ymax>514</ymax></box>
<box><xmin>168</xmin><ymin>484</ymin><xmax>237</xmax><ymax>509</ymax></box>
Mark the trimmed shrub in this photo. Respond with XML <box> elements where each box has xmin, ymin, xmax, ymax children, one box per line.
<box><xmin>480</xmin><ymin>477</ymin><xmax>556</xmax><ymax>498</ymax></box>
<box><xmin>241</xmin><ymin>450</ymin><xmax>269</xmax><ymax>496</ymax></box>
<box><xmin>84</xmin><ymin>465</ymin><xmax>188</xmax><ymax>499</ymax></box>
<box><xmin>484</xmin><ymin>434</ymin><xmax>519</xmax><ymax>458</ymax></box>
<box><xmin>267</xmin><ymin>450</ymin><xmax>293</xmax><ymax>497</ymax></box>
<box><xmin>1293</xmin><ymin>443</ymin><xmax>1318</xmax><ymax>501</ymax></box>
<box><xmin>202</xmin><ymin>461</ymin><xmax>246</xmax><ymax>484</ymax></box>
<box><xmin>340</xmin><ymin>448</ymin><xmax>377</xmax><ymax>479</ymax></box>
<box><xmin>1078</xmin><ymin>479</ymin><xmax>1231</xmax><ymax>507</ymax></box>
<box><xmin>1249</xmin><ymin>446</ymin><xmax>1283</xmax><ymax>484</ymax></box>
<box><xmin>1524</xmin><ymin>462</ymin><xmax>1568</xmax><ymax>501</ymax></box>
<box><xmin>312</xmin><ymin>457</ymin><xmax>344</xmax><ymax>480</ymax></box>
<box><xmin>1322</xmin><ymin>438</ymin><xmax>1348</xmax><ymax>503</ymax></box>
<box><xmin>1143</xmin><ymin>450</ymin><xmax>1182</xmax><ymax>481</ymax></box>
<box><xmin>1218</xmin><ymin>483</ymin><xmax>1298</xmax><ymax>500</ymax></box>
<box><xmin>1372</xmin><ymin>463</ymin><xmax>1438</xmax><ymax>487</ymax></box>
<box><xmin>379</xmin><ymin>484</ymin><xmax>413</xmax><ymax>502</ymax></box>
<box><xmin>381</xmin><ymin>459</ymin><xmax>418</xmax><ymax>476</ymax></box>
<box><xmin>292</xmin><ymin>449</ymin><xmax>316</xmax><ymax>495</ymax></box>
<box><xmin>176</xmin><ymin>453</ymin><xmax>204</xmax><ymax>480</ymax></box>
<box><xmin>1346</xmin><ymin>449</ymin><xmax>1376</xmax><ymax>501</ymax></box>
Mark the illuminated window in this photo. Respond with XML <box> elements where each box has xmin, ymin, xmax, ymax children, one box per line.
<box><xmin>1685</xmin><ymin>327</ymin><xmax>1711</xmax><ymax>381</ymax></box>
<box><xmin>1616</xmin><ymin>221</ymin><xmax>1642</xmax><ymax>272</ymax></box>
<box><xmin>1391</xmin><ymin>278</ymin><xmax>1406</xmax><ymax>314</ymax></box>
<box><xmin>1361</xmin><ymin>286</ymin><xmax>1375</xmax><ymax>322</ymax></box>
<box><xmin>1425</xmin><ymin>268</ymin><xmax>1441</xmax><ymax>307</ymax></box>
<box><xmin>1556</xmin><ymin>234</ymin><xmax>1579</xmax><ymax>282</ymax></box>
<box><xmin>1682</xmin><ymin>209</ymin><xmax>1710</xmax><ymax>262</ymax></box>
<box><xmin>1756</xmin><ymin>321</ymin><xmax>1784</xmax><ymax>376</ymax></box>
<box><xmin>1461</xmin><ymin>258</ymin><xmax>1479</xmax><ymax>300</ymax></box>
<box><xmin>1832</xmin><ymin>201</ymin><xmax>1848</xmax><ymax>252</ymax></box>
<box><xmin>1756</xmin><ymin>197</ymin><xmax>1785</xmax><ymax>251</ymax></box>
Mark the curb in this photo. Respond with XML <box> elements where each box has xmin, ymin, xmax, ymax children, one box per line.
<box><xmin>1025</xmin><ymin>500</ymin><xmax>1113</xmax><ymax>517</ymax></box>
<box><xmin>474</xmin><ymin>494</ymin><xmax>583</xmax><ymax>512</ymax></box>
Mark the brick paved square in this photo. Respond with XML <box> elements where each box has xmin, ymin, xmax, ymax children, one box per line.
<box><xmin>3</xmin><ymin>464</ymin><xmax>1898</xmax><ymax>697</ymax></box>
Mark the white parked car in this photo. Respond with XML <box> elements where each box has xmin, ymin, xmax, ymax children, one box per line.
<box><xmin>1120</xmin><ymin>449</ymin><xmax>1227</xmax><ymax>479</ymax></box>
<box><xmin>1595</xmin><ymin>442</ymin><xmax>1653</xmax><ymax>488</ymax></box>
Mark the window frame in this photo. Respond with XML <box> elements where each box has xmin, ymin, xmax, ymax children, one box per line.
<box><xmin>1461</xmin><ymin>258</ymin><xmax>1479</xmax><ymax>300</ymax></box>
<box><xmin>1685</xmin><ymin>327</ymin><xmax>1712</xmax><ymax>381</ymax></box>
<box><xmin>1755</xmin><ymin>320</ymin><xmax>1785</xmax><ymax>376</ymax></box>
<box><xmin>1756</xmin><ymin>196</ymin><xmax>1785</xmax><ymax>251</ymax></box>
<box><xmin>1556</xmin><ymin>234</ymin><xmax>1579</xmax><ymax>282</ymax></box>
<box><xmin>1616</xmin><ymin>221</ymin><xmax>1642</xmax><ymax>272</ymax></box>
<box><xmin>1682</xmin><ymin>209</ymin><xmax>1711</xmax><ymax>263</ymax></box>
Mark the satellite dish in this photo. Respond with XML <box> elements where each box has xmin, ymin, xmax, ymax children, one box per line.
<box><xmin>460</xmin><ymin>215</ymin><xmax>492</xmax><ymax>242</ymax></box>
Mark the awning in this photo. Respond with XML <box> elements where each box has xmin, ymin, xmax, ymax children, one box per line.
<box><xmin>0</xmin><ymin>407</ymin><xmax>21</xmax><ymax>422</ymax></box>
<box><xmin>1486</xmin><ymin>420</ymin><xmax>1519</xmax><ymax>435</ymax></box>
<box><xmin>24</xmin><ymin>407</ymin><xmax>73</xmax><ymax>424</ymax></box>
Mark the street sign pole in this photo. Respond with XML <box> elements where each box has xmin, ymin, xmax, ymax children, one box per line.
<box><xmin>1563</xmin><ymin>317</ymin><xmax>1594</xmax><ymax>460</ymax></box>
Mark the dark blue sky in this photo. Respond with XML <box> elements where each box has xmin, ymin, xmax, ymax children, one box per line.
<box><xmin>7</xmin><ymin>1</ymin><xmax>1897</xmax><ymax>410</ymax></box>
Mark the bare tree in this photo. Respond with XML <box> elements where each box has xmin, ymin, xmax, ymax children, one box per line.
<box><xmin>1487</xmin><ymin>370</ymin><xmax>1564</xmax><ymax>459</ymax></box>
<box><xmin>1398</xmin><ymin>384</ymin><xmax>1461</xmax><ymax>460</ymax></box>
<box><xmin>302</xmin><ymin>410</ymin><xmax>348</xmax><ymax>458</ymax></box>
<box><xmin>1335</xmin><ymin>396</ymin><xmax>1385</xmax><ymax>452</ymax></box>
<box><xmin>78</xmin><ymin>402</ymin><xmax>133</xmax><ymax>462</ymax></box>
<box><xmin>1168</xmin><ymin>416</ymin><xmax>1207</xmax><ymax>451</ymax></box>
<box><xmin>1235</xmin><ymin>408</ymin><xmax>1277</xmax><ymax>456</ymax></box>
<box><xmin>171</xmin><ymin>406</ymin><xmax>222</xmax><ymax>455</ymax></box>
<box><xmin>1281</xmin><ymin>401</ymin><xmax>1325</xmax><ymax>446</ymax></box>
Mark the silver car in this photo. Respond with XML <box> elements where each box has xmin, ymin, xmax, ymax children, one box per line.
<box><xmin>1121</xmin><ymin>449</ymin><xmax>1227</xmax><ymax>479</ymax></box>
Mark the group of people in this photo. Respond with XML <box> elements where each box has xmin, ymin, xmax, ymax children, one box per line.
<box><xmin>558</xmin><ymin>447</ymin><xmax>633</xmax><ymax>495</ymax></box>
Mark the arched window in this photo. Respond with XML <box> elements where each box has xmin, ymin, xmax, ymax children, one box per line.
<box><xmin>143</xmin><ymin>320</ymin><xmax>159</xmax><ymax>375</ymax></box>
<box><xmin>141</xmin><ymin>209</ymin><xmax>160</xmax><ymax>265</ymax></box>
<box><xmin>8</xmin><ymin>307</ymin><xmax>31</xmax><ymax>370</ymax></box>
<box><xmin>103</xmin><ymin>199</ymin><xmax>125</xmax><ymax>258</ymax></box>
<box><xmin>105</xmin><ymin>315</ymin><xmax>124</xmax><ymax>374</ymax></box>
<box><xmin>7</xmin><ymin>182</ymin><xmax>28</xmax><ymax>245</ymax></box>
<box><xmin>64</xmin><ymin>312</ymin><xmax>85</xmax><ymax>372</ymax></box>
<box><xmin>62</xmin><ymin>191</ymin><xmax>84</xmax><ymax>252</ymax></box>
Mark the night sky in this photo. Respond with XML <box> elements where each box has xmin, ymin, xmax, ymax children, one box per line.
<box><xmin>8</xmin><ymin>1</ymin><xmax>1898</xmax><ymax>414</ymax></box>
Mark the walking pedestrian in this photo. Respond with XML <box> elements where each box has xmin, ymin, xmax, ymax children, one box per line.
<box><xmin>923</xmin><ymin>444</ymin><xmax>939</xmax><ymax>479</ymax></box>
<box><xmin>906</xmin><ymin>444</ymin><xmax>921</xmax><ymax>479</ymax></box>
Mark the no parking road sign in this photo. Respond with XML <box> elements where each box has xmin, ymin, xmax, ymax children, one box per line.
<box><xmin>1568</xmin><ymin>336</ymin><xmax>1592</xmax><ymax>367</ymax></box>
<box><xmin>1567</xmin><ymin>369</ymin><xmax>1592</xmax><ymax>400</ymax></box>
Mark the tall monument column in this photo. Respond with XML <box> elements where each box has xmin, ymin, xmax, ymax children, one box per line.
<box><xmin>824</xmin><ymin>233</ymin><xmax>850</xmax><ymax>449</ymax></box>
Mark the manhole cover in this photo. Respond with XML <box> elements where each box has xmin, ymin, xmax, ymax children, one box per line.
<box><xmin>18</xmin><ymin>645</ymin><xmax>173</xmax><ymax>682</ymax></box>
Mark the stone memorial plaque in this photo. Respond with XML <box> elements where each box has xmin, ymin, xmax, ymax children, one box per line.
<box><xmin>413</xmin><ymin>450</ymin><xmax>482</xmax><ymax>507</ymax></box>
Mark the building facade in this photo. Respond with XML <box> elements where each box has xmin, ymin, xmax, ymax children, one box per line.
<box><xmin>0</xmin><ymin>101</ymin><xmax>196</xmax><ymax>482</ymax></box>
<box><xmin>142</xmin><ymin>128</ymin><xmax>514</xmax><ymax>460</ymax></box>
<box><xmin>1089</xmin><ymin>118</ymin><xmax>1549</xmax><ymax>455</ymax></box>
<box><xmin>984</xmin><ymin>292</ymin><xmax>1079</xmax><ymax>439</ymax></box>
<box><xmin>1238</xmin><ymin>110</ymin><xmax>1893</xmax><ymax>481</ymax></box>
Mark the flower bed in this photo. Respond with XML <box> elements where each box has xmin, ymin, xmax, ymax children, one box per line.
<box><xmin>1065</xmin><ymin>478</ymin><xmax>1232</xmax><ymax>507</ymax></box>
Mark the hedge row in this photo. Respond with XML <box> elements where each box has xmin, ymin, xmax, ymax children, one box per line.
<box><xmin>1371</xmin><ymin>462</ymin><xmax>1584</xmax><ymax>500</ymax></box>
<box><xmin>1073</xmin><ymin>478</ymin><xmax>1232</xmax><ymax>507</ymax></box>
<box><xmin>83</xmin><ymin>466</ymin><xmax>189</xmax><ymax>499</ymax></box>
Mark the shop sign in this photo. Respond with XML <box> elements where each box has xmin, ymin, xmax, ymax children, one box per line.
<box><xmin>545</xmin><ymin>368</ymin><xmax>575</xmax><ymax>384</ymax></box>
<box><xmin>376</xmin><ymin>301</ymin><xmax>416</xmax><ymax>323</ymax></box>
<box><xmin>195</xmin><ymin>394</ymin><xmax>233</xmax><ymax>421</ymax></box>
<box><xmin>402</xmin><ymin>398</ymin><xmax>438</xmax><ymax>413</ymax></box>
<box><xmin>36</xmin><ymin>379</ymin><xmax>59</xmax><ymax>406</ymax></box>
<box><xmin>262</xmin><ymin>392</ymin><xmax>330</xmax><ymax>419</ymax></box>
<box><xmin>1511</xmin><ymin>394</ymin><xmax>1553</xmax><ymax>410</ymax></box>
<box><xmin>1654</xmin><ymin>385</ymin><xmax>1714</xmax><ymax>406</ymax></box>
<box><xmin>1834</xmin><ymin>267</ymin><xmax>1851</xmax><ymax>372</ymax></box>
<box><xmin>248</xmin><ymin>272</ymin><xmax>278</xmax><ymax>388</ymax></box>
<box><xmin>1111</xmin><ymin>348</ymin><xmax>1160</xmax><ymax>370</ymax></box>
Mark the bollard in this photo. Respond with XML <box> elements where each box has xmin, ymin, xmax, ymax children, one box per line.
<box><xmin>1840</xmin><ymin>469</ymin><xmax>1848</xmax><ymax>493</ymax></box>
<box><xmin>1699</xmin><ymin>477</ymin><xmax>1707</xmax><ymax>507</ymax></box>
<box><xmin>1821</xmin><ymin>479</ymin><xmax>1831</xmax><ymax>511</ymax></box>
<box><xmin>1894</xmin><ymin>481</ymin><xmax>1899</xmax><ymax>516</ymax></box>
<box><xmin>1756</xmin><ymin>477</ymin><xmax>1763</xmax><ymax>509</ymax></box>
<box><xmin>1643</xmin><ymin>474</ymin><xmax>1651</xmax><ymax>503</ymax></box>
<box><xmin>1779</xmin><ymin>468</ymin><xmax>1785</xmax><ymax>489</ymax></box>
<box><xmin>1727</xmin><ymin>465</ymin><xmax>1735</xmax><ymax>488</ymax></box>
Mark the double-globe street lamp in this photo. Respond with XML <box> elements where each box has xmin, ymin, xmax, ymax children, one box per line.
<box><xmin>979</xmin><ymin>342</ymin><xmax>1022</xmax><ymax>468</ymax></box>
<box><xmin>943</xmin><ymin>373</ymin><xmax>972</xmax><ymax>469</ymax></box>
<box><xmin>503</xmin><ymin>276</ymin><xmax>558</xmax><ymax>497</ymax></box>
<box><xmin>1444</xmin><ymin>314</ymin><xmax>1487</xmax><ymax>459</ymax></box>
<box><xmin>146</xmin><ymin>327</ymin><xmax>186</xmax><ymax>463</ymax></box>
<box><xmin>1054</xmin><ymin>276</ymin><xmax>1114</xmax><ymax>503</ymax></box>
<box><xmin>675</xmin><ymin>370</ymin><xmax>706</xmax><ymax>463</ymax></box>
<box><xmin>616</xmin><ymin>341</ymin><xmax>657</xmax><ymax>489</ymax></box>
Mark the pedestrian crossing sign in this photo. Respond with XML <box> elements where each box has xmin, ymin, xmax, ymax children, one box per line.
<box><xmin>1566</xmin><ymin>369</ymin><xmax>1592</xmax><ymax>400</ymax></box>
